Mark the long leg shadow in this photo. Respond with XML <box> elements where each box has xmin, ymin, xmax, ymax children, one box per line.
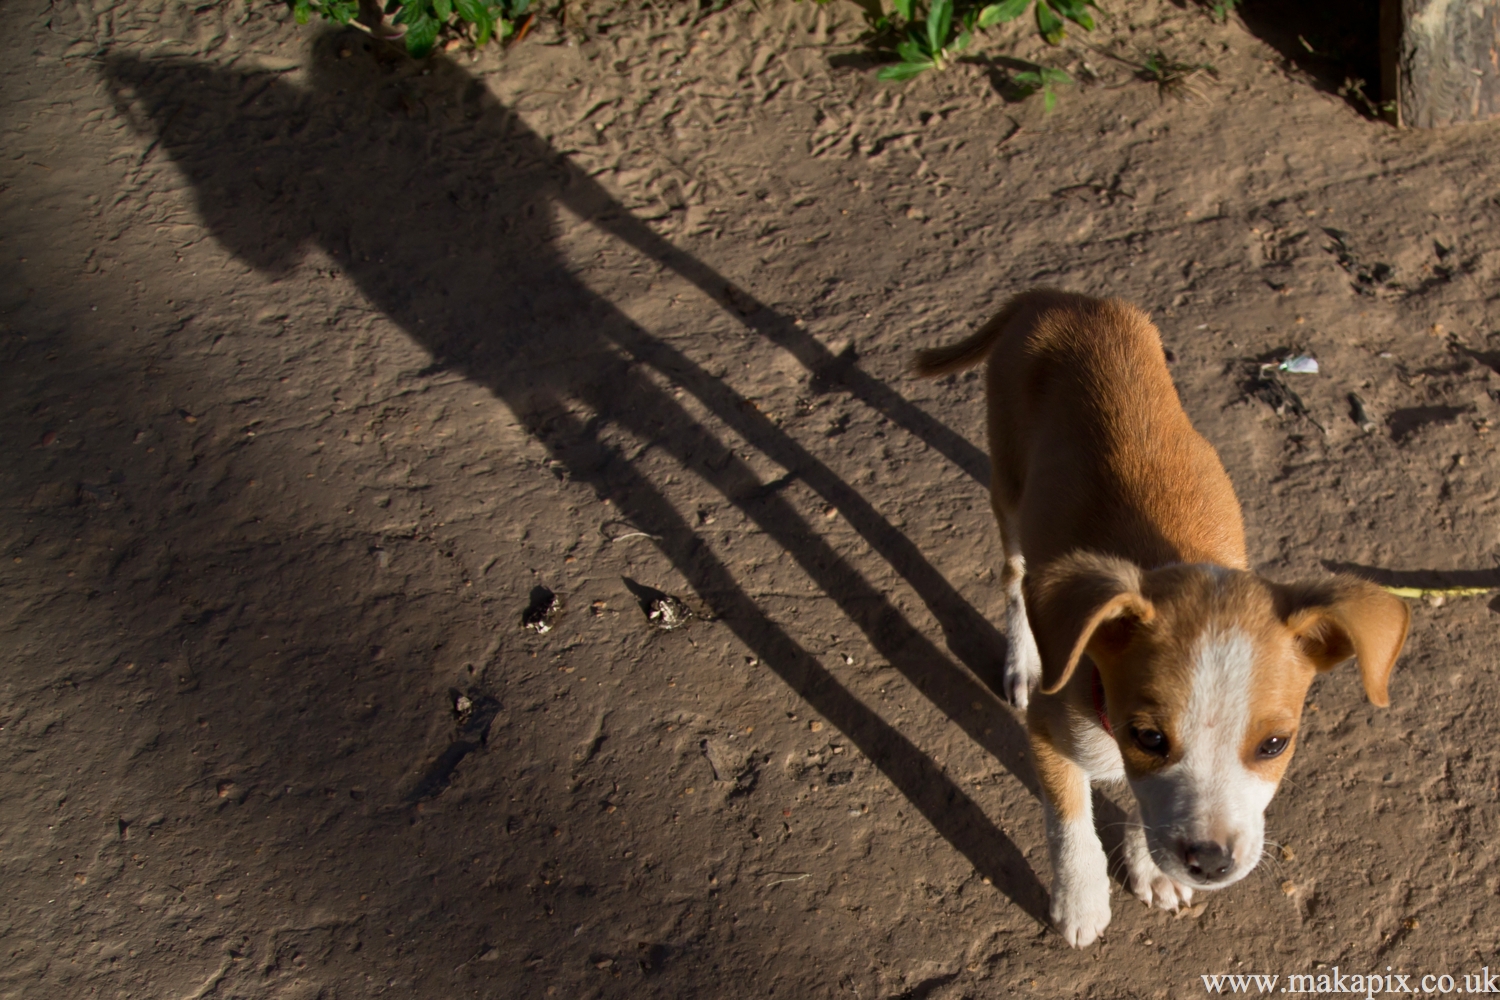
<box><xmin>1325</xmin><ymin>560</ymin><xmax>1500</xmax><ymax>615</ymax></box>
<box><xmin>101</xmin><ymin>33</ymin><xmax>1048</xmax><ymax>921</ymax></box>
<box><xmin>1323</xmin><ymin>561</ymin><xmax>1500</xmax><ymax>592</ymax></box>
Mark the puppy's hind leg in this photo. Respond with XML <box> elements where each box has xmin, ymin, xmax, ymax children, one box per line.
<box><xmin>998</xmin><ymin>513</ymin><xmax>1041</xmax><ymax>710</ymax></box>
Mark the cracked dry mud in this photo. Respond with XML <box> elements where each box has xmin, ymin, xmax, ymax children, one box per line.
<box><xmin>5</xmin><ymin>0</ymin><xmax>1500</xmax><ymax>996</ymax></box>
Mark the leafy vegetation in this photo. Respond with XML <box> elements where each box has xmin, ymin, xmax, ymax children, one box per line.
<box><xmin>874</xmin><ymin>0</ymin><xmax>1095</xmax><ymax>81</ymax></box>
<box><xmin>293</xmin><ymin>0</ymin><xmax>533</xmax><ymax>57</ymax></box>
<box><xmin>1129</xmin><ymin>49</ymin><xmax>1217</xmax><ymax>99</ymax></box>
<box><xmin>289</xmin><ymin>0</ymin><xmax>1083</xmax><ymax>108</ymax></box>
<box><xmin>1202</xmin><ymin>0</ymin><xmax>1239</xmax><ymax>23</ymax></box>
<box><xmin>1009</xmin><ymin>65</ymin><xmax>1071</xmax><ymax>110</ymax></box>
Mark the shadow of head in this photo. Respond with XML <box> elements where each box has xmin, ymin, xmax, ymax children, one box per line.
<box><xmin>103</xmin><ymin>33</ymin><xmax>560</xmax><ymax>295</ymax></box>
<box><xmin>102</xmin><ymin>31</ymin><xmax>614</xmax><ymax>403</ymax></box>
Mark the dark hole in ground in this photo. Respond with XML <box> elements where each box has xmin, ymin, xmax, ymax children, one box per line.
<box><xmin>1192</xmin><ymin>0</ymin><xmax>1384</xmax><ymax>116</ymax></box>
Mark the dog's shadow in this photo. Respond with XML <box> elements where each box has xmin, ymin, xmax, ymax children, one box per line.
<box><xmin>101</xmin><ymin>32</ymin><xmax>1077</xmax><ymax>923</ymax></box>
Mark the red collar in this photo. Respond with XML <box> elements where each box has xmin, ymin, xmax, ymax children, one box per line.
<box><xmin>1091</xmin><ymin>664</ymin><xmax>1112</xmax><ymax>735</ymax></box>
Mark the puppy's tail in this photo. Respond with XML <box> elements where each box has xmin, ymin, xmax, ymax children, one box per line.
<box><xmin>910</xmin><ymin>290</ymin><xmax>1064</xmax><ymax>378</ymax></box>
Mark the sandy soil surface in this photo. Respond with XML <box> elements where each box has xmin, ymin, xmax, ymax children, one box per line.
<box><xmin>5</xmin><ymin>0</ymin><xmax>1500</xmax><ymax>996</ymax></box>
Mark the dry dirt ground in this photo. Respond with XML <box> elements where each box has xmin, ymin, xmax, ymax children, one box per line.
<box><xmin>6</xmin><ymin>0</ymin><xmax>1500</xmax><ymax>996</ymax></box>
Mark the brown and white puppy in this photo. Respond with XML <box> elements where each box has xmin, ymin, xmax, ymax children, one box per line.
<box><xmin>913</xmin><ymin>290</ymin><xmax>1409</xmax><ymax>947</ymax></box>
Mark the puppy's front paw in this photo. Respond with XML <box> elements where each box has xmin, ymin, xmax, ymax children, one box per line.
<box><xmin>1123</xmin><ymin>827</ymin><xmax>1193</xmax><ymax>911</ymax></box>
<box><xmin>1126</xmin><ymin>864</ymin><xmax>1194</xmax><ymax>912</ymax></box>
<box><xmin>1050</xmin><ymin>878</ymin><xmax>1112</xmax><ymax>948</ymax></box>
<box><xmin>1002</xmin><ymin>632</ymin><xmax>1041</xmax><ymax>711</ymax></box>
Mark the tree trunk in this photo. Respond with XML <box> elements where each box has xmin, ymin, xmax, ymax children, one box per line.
<box><xmin>1383</xmin><ymin>0</ymin><xmax>1500</xmax><ymax>127</ymax></box>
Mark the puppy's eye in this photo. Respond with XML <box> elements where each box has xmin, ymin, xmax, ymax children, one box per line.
<box><xmin>1257</xmin><ymin>735</ymin><xmax>1290</xmax><ymax>759</ymax></box>
<box><xmin>1131</xmin><ymin>726</ymin><xmax>1169</xmax><ymax>756</ymax></box>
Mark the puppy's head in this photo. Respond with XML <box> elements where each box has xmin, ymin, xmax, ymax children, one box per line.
<box><xmin>1026</xmin><ymin>554</ymin><xmax>1409</xmax><ymax>890</ymax></box>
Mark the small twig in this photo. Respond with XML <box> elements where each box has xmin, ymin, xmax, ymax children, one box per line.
<box><xmin>512</xmin><ymin>12</ymin><xmax>536</xmax><ymax>44</ymax></box>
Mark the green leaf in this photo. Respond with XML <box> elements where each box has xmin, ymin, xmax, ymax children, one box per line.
<box><xmin>950</xmin><ymin>27</ymin><xmax>973</xmax><ymax>53</ymax></box>
<box><xmin>403</xmin><ymin>11</ymin><xmax>441</xmax><ymax>56</ymax></box>
<box><xmin>878</xmin><ymin>60</ymin><xmax>933</xmax><ymax>80</ymax></box>
<box><xmin>475</xmin><ymin>11</ymin><xmax>492</xmax><ymax>43</ymax></box>
<box><xmin>455</xmin><ymin>0</ymin><xmax>486</xmax><ymax>22</ymax></box>
<box><xmin>510</xmin><ymin>0</ymin><xmax>531</xmax><ymax>16</ymax></box>
<box><xmin>1010</xmin><ymin>68</ymin><xmax>1040</xmax><ymax>91</ymax></box>
<box><xmin>1043</xmin><ymin>87</ymin><xmax>1056</xmax><ymax>112</ymax></box>
<box><xmin>1041</xmin><ymin>66</ymin><xmax>1071</xmax><ymax>85</ymax></box>
<box><xmin>977</xmin><ymin>0</ymin><xmax>1028</xmax><ymax>27</ymax></box>
<box><xmin>891</xmin><ymin>0</ymin><xmax>914</xmax><ymax>22</ymax></box>
<box><xmin>1034</xmin><ymin>0</ymin><xmax>1064</xmax><ymax>43</ymax></box>
<box><xmin>896</xmin><ymin>35</ymin><xmax>928</xmax><ymax>63</ymax></box>
<box><xmin>294</xmin><ymin>0</ymin><xmax>311</xmax><ymax>23</ymax></box>
<box><xmin>433</xmin><ymin>0</ymin><xmax>453</xmax><ymax>20</ymax></box>
<box><xmin>926</xmin><ymin>0</ymin><xmax>952</xmax><ymax>58</ymax></box>
<box><xmin>1045</xmin><ymin>0</ymin><xmax>1092</xmax><ymax>30</ymax></box>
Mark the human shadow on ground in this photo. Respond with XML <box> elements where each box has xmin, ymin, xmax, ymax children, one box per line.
<box><xmin>103</xmin><ymin>32</ymin><xmax>1052</xmax><ymax>920</ymax></box>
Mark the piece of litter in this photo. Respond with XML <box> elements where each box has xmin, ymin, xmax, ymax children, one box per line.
<box><xmin>646</xmin><ymin>594</ymin><xmax>692</xmax><ymax>630</ymax></box>
<box><xmin>1278</xmin><ymin>354</ymin><xmax>1320</xmax><ymax>374</ymax></box>
<box><xmin>521</xmin><ymin>586</ymin><xmax>561</xmax><ymax>633</ymax></box>
<box><xmin>1348</xmin><ymin>392</ymin><xmax>1377</xmax><ymax>434</ymax></box>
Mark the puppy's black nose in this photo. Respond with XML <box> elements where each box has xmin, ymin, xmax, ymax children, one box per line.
<box><xmin>1182</xmin><ymin>841</ymin><xmax>1234</xmax><ymax>882</ymax></box>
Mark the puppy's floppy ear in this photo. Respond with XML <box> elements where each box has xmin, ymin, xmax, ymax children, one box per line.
<box><xmin>1024</xmin><ymin>553</ymin><xmax>1155</xmax><ymax>695</ymax></box>
<box><xmin>1275</xmin><ymin>576</ymin><xmax>1410</xmax><ymax>707</ymax></box>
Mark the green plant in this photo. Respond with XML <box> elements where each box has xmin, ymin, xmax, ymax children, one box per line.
<box><xmin>876</xmin><ymin>0</ymin><xmax>973</xmax><ymax>79</ymax></box>
<box><xmin>972</xmin><ymin>0</ymin><xmax>1097</xmax><ymax>45</ymax></box>
<box><xmin>874</xmin><ymin>0</ymin><xmax>1092</xmax><ymax>81</ymax></box>
<box><xmin>1338</xmin><ymin>76</ymin><xmax>1396</xmax><ymax>119</ymax></box>
<box><xmin>1028</xmin><ymin>0</ymin><xmax>1096</xmax><ymax>44</ymax></box>
<box><xmin>1135</xmin><ymin>49</ymin><xmax>1216</xmax><ymax>98</ymax></box>
<box><xmin>292</xmin><ymin>0</ymin><xmax>532</xmax><ymax>58</ymax></box>
<box><xmin>964</xmin><ymin>0</ymin><xmax>1099</xmax><ymax>44</ymax></box>
<box><xmin>1203</xmin><ymin>0</ymin><xmax>1239</xmax><ymax>23</ymax></box>
<box><xmin>292</xmin><ymin>0</ymin><xmax>361</xmax><ymax>27</ymax></box>
<box><xmin>1009</xmin><ymin>65</ymin><xmax>1070</xmax><ymax>110</ymax></box>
